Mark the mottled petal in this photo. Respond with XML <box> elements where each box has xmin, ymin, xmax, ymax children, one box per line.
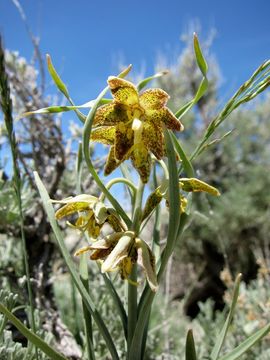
<box><xmin>87</xmin><ymin>216</ymin><xmax>101</xmax><ymax>239</ymax></box>
<box><xmin>104</xmin><ymin>146</ymin><xmax>123</xmax><ymax>175</ymax></box>
<box><xmin>136</xmin><ymin>238</ymin><xmax>158</xmax><ymax>292</ymax></box>
<box><xmin>107</xmin><ymin>76</ymin><xmax>139</xmax><ymax>106</ymax></box>
<box><xmin>101</xmin><ymin>232</ymin><xmax>134</xmax><ymax>272</ymax></box>
<box><xmin>179</xmin><ymin>178</ymin><xmax>220</xmax><ymax>196</ymax></box>
<box><xmin>142</xmin><ymin>121</ymin><xmax>164</xmax><ymax>159</ymax></box>
<box><xmin>146</xmin><ymin>108</ymin><xmax>184</xmax><ymax>131</ymax></box>
<box><xmin>52</xmin><ymin>194</ymin><xmax>97</xmax><ymax>205</ymax></box>
<box><xmin>107</xmin><ymin>209</ymin><xmax>124</xmax><ymax>232</ymax></box>
<box><xmin>142</xmin><ymin>187</ymin><xmax>163</xmax><ymax>221</ymax></box>
<box><xmin>139</xmin><ymin>88</ymin><xmax>169</xmax><ymax>110</ymax></box>
<box><xmin>74</xmin><ymin>246</ymin><xmax>92</xmax><ymax>256</ymax></box>
<box><xmin>131</xmin><ymin>145</ymin><xmax>151</xmax><ymax>183</ymax></box>
<box><xmin>91</xmin><ymin>126</ymin><xmax>115</xmax><ymax>145</ymax></box>
<box><xmin>115</xmin><ymin>123</ymin><xmax>134</xmax><ymax>160</ymax></box>
<box><xmin>119</xmin><ymin>257</ymin><xmax>133</xmax><ymax>280</ymax></box>
<box><xmin>93</xmin><ymin>202</ymin><xmax>108</xmax><ymax>224</ymax></box>
<box><xmin>55</xmin><ymin>202</ymin><xmax>90</xmax><ymax>219</ymax></box>
<box><xmin>94</xmin><ymin>102</ymin><xmax>129</xmax><ymax>126</ymax></box>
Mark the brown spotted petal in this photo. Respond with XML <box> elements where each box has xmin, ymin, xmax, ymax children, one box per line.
<box><xmin>136</xmin><ymin>238</ymin><xmax>158</xmax><ymax>292</ymax></box>
<box><xmin>53</xmin><ymin>194</ymin><xmax>97</xmax><ymax>219</ymax></box>
<box><xmin>101</xmin><ymin>232</ymin><xmax>134</xmax><ymax>273</ymax></box>
<box><xmin>142</xmin><ymin>121</ymin><xmax>164</xmax><ymax>159</ymax></box>
<box><xmin>93</xmin><ymin>102</ymin><xmax>129</xmax><ymax>126</ymax></box>
<box><xmin>179</xmin><ymin>178</ymin><xmax>220</xmax><ymax>196</ymax></box>
<box><xmin>115</xmin><ymin>122</ymin><xmax>134</xmax><ymax>160</ymax></box>
<box><xmin>107</xmin><ymin>76</ymin><xmax>139</xmax><ymax>106</ymax></box>
<box><xmin>91</xmin><ymin>126</ymin><xmax>115</xmax><ymax>145</ymax></box>
<box><xmin>131</xmin><ymin>145</ymin><xmax>151</xmax><ymax>184</ymax></box>
<box><xmin>104</xmin><ymin>146</ymin><xmax>124</xmax><ymax>176</ymax></box>
<box><xmin>89</xmin><ymin>233</ymin><xmax>123</xmax><ymax>260</ymax></box>
<box><xmin>142</xmin><ymin>187</ymin><xmax>163</xmax><ymax>221</ymax></box>
<box><xmin>146</xmin><ymin>108</ymin><xmax>183</xmax><ymax>132</ymax></box>
<box><xmin>139</xmin><ymin>88</ymin><xmax>169</xmax><ymax>110</ymax></box>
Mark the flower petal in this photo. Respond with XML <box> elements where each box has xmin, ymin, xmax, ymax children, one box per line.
<box><xmin>146</xmin><ymin>108</ymin><xmax>184</xmax><ymax>131</ymax></box>
<box><xmin>142</xmin><ymin>121</ymin><xmax>164</xmax><ymax>159</ymax></box>
<box><xmin>91</xmin><ymin>126</ymin><xmax>115</xmax><ymax>145</ymax></box>
<box><xmin>131</xmin><ymin>145</ymin><xmax>151</xmax><ymax>183</ymax></box>
<box><xmin>136</xmin><ymin>238</ymin><xmax>158</xmax><ymax>292</ymax></box>
<box><xmin>52</xmin><ymin>194</ymin><xmax>97</xmax><ymax>205</ymax></box>
<box><xmin>94</xmin><ymin>102</ymin><xmax>129</xmax><ymax>126</ymax></box>
<box><xmin>142</xmin><ymin>187</ymin><xmax>163</xmax><ymax>221</ymax></box>
<box><xmin>55</xmin><ymin>202</ymin><xmax>91</xmax><ymax>219</ymax></box>
<box><xmin>139</xmin><ymin>88</ymin><xmax>169</xmax><ymax>110</ymax></box>
<box><xmin>115</xmin><ymin>123</ymin><xmax>134</xmax><ymax>160</ymax></box>
<box><xmin>179</xmin><ymin>178</ymin><xmax>220</xmax><ymax>196</ymax></box>
<box><xmin>107</xmin><ymin>76</ymin><xmax>139</xmax><ymax>106</ymax></box>
<box><xmin>104</xmin><ymin>146</ymin><xmax>123</xmax><ymax>175</ymax></box>
<box><xmin>101</xmin><ymin>232</ymin><xmax>134</xmax><ymax>272</ymax></box>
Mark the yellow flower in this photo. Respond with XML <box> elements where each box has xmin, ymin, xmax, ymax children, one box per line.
<box><xmin>91</xmin><ymin>77</ymin><xmax>184</xmax><ymax>183</ymax></box>
<box><xmin>52</xmin><ymin>194</ymin><xmax>123</xmax><ymax>239</ymax></box>
<box><xmin>75</xmin><ymin>231</ymin><xmax>158</xmax><ymax>292</ymax></box>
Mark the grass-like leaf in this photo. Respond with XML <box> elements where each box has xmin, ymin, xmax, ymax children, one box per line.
<box><xmin>185</xmin><ymin>329</ymin><xmax>197</xmax><ymax>360</ymax></box>
<box><xmin>46</xmin><ymin>54</ymin><xmax>86</xmax><ymax>123</ymax></box>
<box><xmin>170</xmin><ymin>130</ymin><xmax>195</xmax><ymax>177</ymax></box>
<box><xmin>34</xmin><ymin>172</ymin><xmax>119</xmax><ymax>360</ymax></box>
<box><xmin>0</xmin><ymin>303</ymin><xmax>67</xmax><ymax>360</ymax></box>
<box><xmin>218</xmin><ymin>323</ymin><xmax>270</xmax><ymax>360</ymax></box>
<box><xmin>193</xmin><ymin>33</ymin><xmax>208</xmax><ymax>76</ymax></box>
<box><xmin>191</xmin><ymin>60</ymin><xmax>270</xmax><ymax>161</ymax></box>
<box><xmin>210</xmin><ymin>274</ymin><xmax>242</xmax><ymax>360</ymax></box>
<box><xmin>128</xmin><ymin>129</ymin><xmax>180</xmax><ymax>360</ymax></box>
<box><xmin>79</xmin><ymin>254</ymin><xmax>95</xmax><ymax>360</ymax></box>
<box><xmin>19</xmin><ymin>99</ymin><xmax>111</xmax><ymax>119</ymax></box>
<box><xmin>175</xmin><ymin>33</ymin><xmax>209</xmax><ymax>120</ymax></box>
<box><xmin>137</xmin><ymin>70</ymin><xmax>169</xmax><ymax>91</ymax></box>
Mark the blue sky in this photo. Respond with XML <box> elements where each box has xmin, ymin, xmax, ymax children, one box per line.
<box><xmin>1</xmin><ymin>0</ymin><xmax>270</xmax><ymax>106</ymax></box>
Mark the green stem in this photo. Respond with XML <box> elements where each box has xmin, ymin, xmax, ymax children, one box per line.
<box><xmin>127</xmin><ymin>180</ymin><xmax>144</xmax><ymax>356</ymax></box>
<box><xmin>99</xmin><ymin>178</ymin><xmax>137</xmax><ymax>202</ymax></box>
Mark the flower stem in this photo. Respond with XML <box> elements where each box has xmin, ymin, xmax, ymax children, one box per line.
<box><xmin>99</xmin><ymin>178</ymin><xmax>137</xmax><ymax>202</ymax></box>
<box><xmin>127</xmin><ymin>179</ymin><xmax>144</xmax><ymax>356</ymax></box>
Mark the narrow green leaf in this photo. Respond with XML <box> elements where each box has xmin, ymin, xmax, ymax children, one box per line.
<box><xmin>193</xmin><ymin>33</ymin><xmax>208</xmax><ymax>76</ymax></box>
<box><xmin>174</xmin><ymin>100</ymin><xmax>193</xmax><ymax>119</ymax></box>
<box><xmin>46</xmin><ymin>54</ymin><xmax>86</xmax><ymax>123</ymax></box>
<box><xmin>118</xmin><ymin>64</ymin><xmax>133</xmax><ymax>78</ymax></box>
<box><xmin>46</xmin><ymin>54</ymin><xmax>69</xmax><ymax>98</ymax></box>
<box><xmin>101</xmin><ymin>272</ymin><xmax>128</xmax><ymax>340</ymax></box>
<box><xmin>210</xmin><ymin>274</ymin><xmax>242</xmax><ymax>360</ymax></box>
<box><xmin>219</xmin><ymin>323</ymin><xmax>270</xmax><ymax>360</ymax></box>
<box><xmin>76</xmin><ymin>142</ymin><xmax>83</xmax><ymax>194</ymax></box>
<box><xmin>34</xmin><ymin>172</ymin><xmax>119</xmax><ymax>360</ymax></box>
<box><xmin>186</xmin><ymin>329</ymin><xmax>197</xmax><ymax>360</ymax></box>
<box><xmin>170</xmin><ymin>131</ymin><xmax>194</xmax><ymax>177</ymax></box>
<box><xmin>193</xmin><ymin>77</ymin><xmax>208</xmax><ymax>102</ymax></box>
<box><xmin>137</xmin><ymin>70</ymin><xmax>169</xmax><ymax>92</ymax></box>
<box><xmin>0</xmin><ymin>303</ymin><xmax>67</xmax><ymax>360</ymax></box>
<box><xmin>80</xmin><ymin>254</ymin><xmax>95</xmax><ymax>360</ymax></box>
<box><xmin>128</xmin><ymin>129</ymin><xmax>180</xmax><ymax>360</ymax></box>
<box><xmin>19</xmin><ymin>99</ymin><xmax>112</xmax><ymax>119</ymax></box>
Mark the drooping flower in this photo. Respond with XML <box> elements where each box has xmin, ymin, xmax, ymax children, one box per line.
<box><xmin>75</xmin><ymin>231</ymin><xmax>158</xmax><ymax>292</ymax></box>
<box><xmin>52</xmin><ymin>194</ymin><xmax>123</xmax><ymax>238</ymax></box>
<box><xmin>91</xmin><ymin>77</ymin><xmax>184</xmax><ymax>183</ymax></box>
<box><xmin>142</xmin><ymin>178</ymin><xmax>220</xmax><ymax>220</ymax></box>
